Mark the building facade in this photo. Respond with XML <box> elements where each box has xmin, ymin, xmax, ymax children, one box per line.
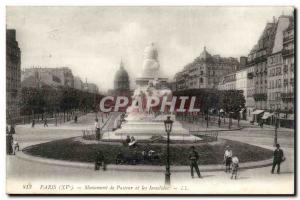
<box><xmin>174</xmin><ymin>47</ymin><xmax>239</xmax><ymax>91</ymax></box>
<box><xmin>280</xmin><ymin>16</ymin><xmax>294</xmax><ymax>127</ymax></box>
<box><xmin>247</xmin><ymin>20</ymin><xmax>277</xmax><ymax>111</ymax></box>
<box><xmin>22</xmin><ymin>67</ymin><xmax>75</xmax><ymax>88</ymax></box>
<box><xmin>267</xmin><ymin>15</ymin><xmax>292</xmax><ymax>112</ymax></box>
<box><xmin>218</xmin><ymin>72</ymin><xmax>236</xmax><ymax>90</ymax></box>
<box><xmin>84</xmin><ymin>83</ymin><xmax>99</xmax><ymax>94</ymax></box>
<box><xmin>6</xmin><ymin>29</ymin><xmax>21</xmax><ymax>124</ymax></box>
<box><xmin>245</xmin><ymin>66</ymin><xmax>256</xmax><ymax>118</ymax></box>
<box><xmin>267</xmin><ymin>51</ymin><xmax>284</xmax><ymax>112</ymax></box>
<box><xmin>74</xmin><ymin>76</ymin><xmax>84</xmax><ymax>90</ymax></box>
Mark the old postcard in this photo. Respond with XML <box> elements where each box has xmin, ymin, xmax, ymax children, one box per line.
<box><xmin>6</xmin><ymin>6</ymin><xmax>295</xmax><ymax>195</ymax></box>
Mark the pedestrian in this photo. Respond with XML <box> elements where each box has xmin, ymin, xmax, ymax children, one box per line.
<box><xmin>44</xmin><ymin>118</ymin><xmax>48</xmax><ymax>127</ymax></box>
<box><xmin>10</xmin><ymin>125</ymin><xmax>15</xmax><ymax>134</ymax></box>
<box><xmin>6</xmin><ymin>133</ymin><xmax>13</xmax><ymax>155</ymax></box>
<box><xmin>95</xmin><ymin>151</ymin><xmax>106</xmax><ymax>171</ymax></box>
<box><xmin>31</xmin><ymin>119</ymin><xmax>35</xmax><ymax>128</ymax></box>
<box><xmin>260</xmin><ymin>120</ymin><xmax>264</xmax><ymax>128</ymax></box>
<box><xmin>128</xmin><ymin>136</ymin><xmax>137</xmax><ymax>148</ymax></box>
<box><xmin>224</xmin><ymin>145</ymin><xmax>233</xmax><ymax>172</ymax></box>
<box><xmin>74</xmin><ymin>115</ymin><xmax>78</xmax><ymax>123</ymax></box>
<box><xmin>189</xmin><ymin>146</ymin><xmax>202</xmax><ymax>178</ymax></box>
<box><xmin>125</xmin><ymin>135</ymin><xmax>131</xmax><ymax>146</ymax></box>
<box><xmin>95</xmin><ymin>118</ymin><xmax>101</xmax><ymax>140</ymax></box>
<box><xmin>218</xmin><ymin>118</ymin><xmax>221</xmax><ymax>127</ymax></box>
<box><xmin>271</xmin><ymin>144</ymin><xmax>285</xmax><ymax>174</ymax></box>
<box><xmin>12</xmin><ymin>139</ymin><xmax>20</xmax><ymax>155</ymax></box>
<box><xmin>116</xmin><ymin>152</ymin><xmax>124</xmax><ymax>164</ymax></box>
<box><xmin>231</xmin><ymin>156</ymin><xmax>239</xmax><ymax>179</ymax></box>
<box><xmin>141</xmin><ymin>149</ymin><xmax>148</xmax><ymax>162</ymax></box>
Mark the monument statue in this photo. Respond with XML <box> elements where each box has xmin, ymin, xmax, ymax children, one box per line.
<box><xmin>103</xmin><ymin>43</ymin><xmax>201</xmax><ymax>142</ymax></box>
<box><xmin>136</xmin><ymin>43</ymin><xmax>168</xmax><ymax>87</ymax></box>
<box><xmin>142</xmin><ymin>43</ymin><xmax>160</xmax><ymax>78</ymax></box>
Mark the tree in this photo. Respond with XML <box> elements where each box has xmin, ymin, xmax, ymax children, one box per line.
<box><xmin>219</xmin><ymin>90</ymin><xmax>245</xmax><ymax>119</ymax></box>
<box><xmin>20</xmin><ymin>86</ymin><xmax>104</xmax><ymax>119</ymax></box>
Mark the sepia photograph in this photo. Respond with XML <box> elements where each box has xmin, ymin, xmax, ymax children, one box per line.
<box><xmin>5</xmin><ymin>6</ymin><xmax>295</xmax><ymax>195</ymax></box>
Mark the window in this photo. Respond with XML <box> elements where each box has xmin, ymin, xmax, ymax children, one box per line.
<box><xmin>278</xmin><ymin>67</ymin><xmax>281</xmax><ymax>75</ymax></box>
<box><xmin>200</xmin><ymin>71</ymin><xmax>203</xmax><ymax>75</ymax></box>
<box><xmin>276</xmin><ymin>67</ymin><xmax>281</xmax><ymax>75</ymax></box>
<box><xmin>200</xmin><ymin>77</ymin><xmax>203</xmax><ymax>83</ymax></box>
<box><xmin>283</xmin><ymin>65</ymin><xmax>288</xmax><ymax>73</ymax></box>
<box><xmin>278</xmin><ymin>79</ymin><xmax>281</xmax><ymax>88</ymax></box>
<box><xmin>290</xmin><ymin>78</ymin><xmax>294</xmax><ymax>85</ymax></box>
<box><xmin>291</xmin><ymin>63</ymin><xmax>294</xmax><ymax>72</ymax></box>
<box><xmin>284</xmin><ymin>79</ymin><xmax>288</xmax><ymax>87</ymax></box>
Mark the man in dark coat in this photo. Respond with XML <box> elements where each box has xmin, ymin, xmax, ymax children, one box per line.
<box><xmin>189</xmin><ymin>146</ymin><xmax>202</xmax><ymax>178</ymax></box>
<box><xmin>10</xmin><ymin>125</ymin><xmax>15</xmax><ymax>134</ymax></box>
<box><xmin>32</xmin><ymin>119</ymin><xmax>35</xmax><ymax>128</ymax></box>
<box><xmin>271</xmin><ymin>144</ymin><xmax>284</xmax><ymax>174</ymax></box>
<box><xmin>43</xmin><ymin>118</ymin><xmax>48</xmax><ymax>127</ymax></box>
<box><xmin>6</xmin><ymin>134</ymin><xmax>13</xmax><ymax>155</ymax></box>
<box><xmin>95</xmin><ymin>151</ymin><xmax>106</xmax><ymax>171</ymax></box>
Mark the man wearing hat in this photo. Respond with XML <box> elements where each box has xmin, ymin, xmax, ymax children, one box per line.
<box><xmin>188</xmin><ymin>146</ymin><xmax>202</xmax><ymax>178</ymax></box>
<box><xmin>95</xmin><ymin>118</ymin><xmax>100</xmax><ymax>140</ymax></box>
<box><xmin>271</xmin><ymin>144</ymin><xmax>284</xmax><ymax>174</ymax></box>
<box><xmin>224</xmin><ymin>145</ymin><xmax>233</xmax><ymax>172</ymax></box>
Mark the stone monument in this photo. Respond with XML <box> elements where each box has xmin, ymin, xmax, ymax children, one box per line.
<box><xmin>103</xmin><ymin>43</ymin><xmax>201</xmax><ymax>142</ymax></box>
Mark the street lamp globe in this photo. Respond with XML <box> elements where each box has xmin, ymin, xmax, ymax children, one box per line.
<box><xmin>164</xmin><ymin>116</ymin><xmax>173</xmax><ymax>132</ymax></box>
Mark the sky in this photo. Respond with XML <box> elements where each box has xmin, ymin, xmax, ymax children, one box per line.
<box><xmin>6</xmin><ymin>6</ymin><xmax>294</xmax><ymax>92</ymax></box>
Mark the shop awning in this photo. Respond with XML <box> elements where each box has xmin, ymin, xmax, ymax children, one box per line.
<box><xmin>279</xmin><ymin>113</ymin><xmax>286</xmax><ymax>119</ymax></box>
<box><xmin>252</xmin><ymin>110</ymin><xmax>264</xmax><ymax>115</ymax></box>
<box><xmin>262</xmin><ymin>112</ymin><xmax>274</xmax><ymax>119</ymax></box>
<box><xmin>287</xmin><ymin>114</ymin><xmax>294</xmax><ymax>120</ymax></box>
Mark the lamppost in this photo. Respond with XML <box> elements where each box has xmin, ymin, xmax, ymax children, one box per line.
<box><xmin>164</xmin><ymin>116</ymin><xmax>173</xmax><ymax>186</ymax></box>
<box><xmin>228</xmin><ymin>112</ymin><xmax>233</xmax><ymax>129</ymax></box>
<box><xmin>274</xmin><ymin>112</ymin><xmax>279</xmax><ymax>147</ymax></box>
<box><xmin>206</xmin><ymin>110</ymin><xmax>209</xmax><ymax>128</ymax></box>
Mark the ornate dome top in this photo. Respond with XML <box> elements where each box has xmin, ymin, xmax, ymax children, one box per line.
<box><xmin>114</xmin><ymin>60</ymin><xmax>130</xmax><ymax>91</ymax></box>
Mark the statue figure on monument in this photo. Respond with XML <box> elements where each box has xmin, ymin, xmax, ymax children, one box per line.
<box><xmin>142</xmin><ymin>43</ymin><xmax>160</xmax><ymax>78</ymax></box>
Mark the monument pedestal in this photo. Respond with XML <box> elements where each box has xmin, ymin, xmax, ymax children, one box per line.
<box><xmin>135</xmin><ymin>77</ymin><xmax>168</xmax><ymax>87</ymax></box>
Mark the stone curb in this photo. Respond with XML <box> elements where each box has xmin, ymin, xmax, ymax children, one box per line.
<box><xmin>16</xmin><ymin>150</ymin><xmax>273</xmax><ymax>173</ymax></box>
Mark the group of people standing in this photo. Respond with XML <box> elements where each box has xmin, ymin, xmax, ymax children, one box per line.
<box><xmin>94</xmin><ymin>143</ymin><xmax>285</xmax><ymax>179</ymax></box>
<box><xmin>31</xmin><ymin>118</ymin><xmax>48</xmax><ymax>128</ymax></box>
<box><xmin>187</xmin><ymin>145</ymin><xmax>237</xmax><ymax>179</ymax></box>
<box><xmin>188</xmin><ymin>144</ymin><xmax>285</xmax><ymax>180</ymax></box>
<box><xmin>188</xmin><ymin>145</ymin><xmax>239</xmax><ymax>179</ymax></box>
